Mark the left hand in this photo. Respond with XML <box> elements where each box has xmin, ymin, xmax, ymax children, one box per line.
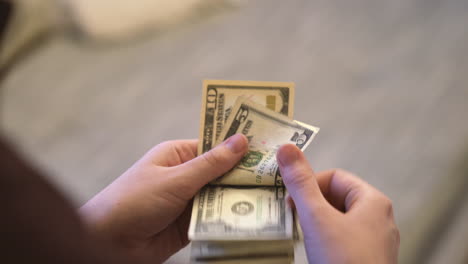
<box><xmin>80</xmin><ymin>134</ymin><xmax>248</xmax><ymax>263</ymax></box>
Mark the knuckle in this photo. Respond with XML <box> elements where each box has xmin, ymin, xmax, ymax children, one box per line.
<box><xmin>282</xmin><ymin>166</ymin><xmax>312</xmax><ymax>187</ymax></box>
<box><xmin>141</xmin><ymin>141</ymin><xmax>175</xmax><ymax>162</ymax></box>
<box><xmin>201</xmin><ymin>149</ymin><xmax>225</xmax><ymax>168</ymax></box>
<box><xmin>154</xmin><ymin>140</ymin><xmax>173</xmax><ymax>151</ymax></box>
<box><xmin>393</xmin><ymin>225</ymin><xmax>401</xmax><ymax>246</ymax></box>
<box><xmin>381</xmin><ymin>196</ymin><xmax>394</xmax><ymax>211</ymax></box>
<box><xmin>377</xmin><ymin>194</ymin><xmax>395</xmax><ymax>218</ymax></box>
<box><xmin>385</xmin><ymin>221</ymin><xmax>400</xmax><ymax>248</ymax></box>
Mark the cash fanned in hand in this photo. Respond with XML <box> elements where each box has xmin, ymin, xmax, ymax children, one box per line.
<box><xmin>189</xmin><ymin>80</ymin><xmax>319</xmax><ymax>264</ymax></box>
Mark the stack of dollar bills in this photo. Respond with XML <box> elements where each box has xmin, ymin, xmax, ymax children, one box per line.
<box><xmin>188</xmin><ymin>80</ymin><xmax>320</xmax><ymax>264</ymax></box>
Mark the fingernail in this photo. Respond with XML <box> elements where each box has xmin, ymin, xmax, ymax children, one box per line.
<box><xmin>277</xmin><ymin>144</ymin><xmax>299</xmax><ymax>167</ymax></box>
<box><xmin>224</xmin><ymin>134</ymin><xmax>247</xmax><ymax>153</ymax></box>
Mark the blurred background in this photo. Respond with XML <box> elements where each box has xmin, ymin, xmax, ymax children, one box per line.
<box><xmin>1</xmin><ymin>0</ymin><xmax>468</xmax><ymax>263</ymax></box>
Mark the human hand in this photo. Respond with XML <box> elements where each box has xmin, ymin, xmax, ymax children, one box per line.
<box><xmin>277</xmin><ymin>144</ymin><xmax>400</xmax><ymax>264</ymax></box>
<box><xmin>80</xmin><ymin>134</ymin><xmax>248</xmax><ymax>263</ymax></box>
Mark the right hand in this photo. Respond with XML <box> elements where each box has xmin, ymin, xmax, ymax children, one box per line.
<box><xmin>277</xmin><ymin>144</ymin><xmax>400</xmax><ymax>264</ymax></box>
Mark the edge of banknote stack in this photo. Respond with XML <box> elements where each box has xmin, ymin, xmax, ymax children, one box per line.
<box><xmin>189</xmin><ymin>80</ymin><xmax>320</xmax><ymax>264</ymax></box>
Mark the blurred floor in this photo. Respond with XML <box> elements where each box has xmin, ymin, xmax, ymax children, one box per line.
<box><xmin>1</xmin><ymin>0</ymin><xmax>468</xmax><ymax>263</ymax></box>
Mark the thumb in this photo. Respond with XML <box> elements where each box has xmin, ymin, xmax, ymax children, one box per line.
<box><xmin>174</xmin><ymin>134</ymin><xmax>248</xmax><ymax>195</ymax></box>
<box><xmin>277</xmin><ymin>144</ymin><xmax>328</xmax><ymax>217</ymax></box>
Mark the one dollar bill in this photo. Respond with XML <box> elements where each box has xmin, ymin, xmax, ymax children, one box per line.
<box><xmin>188</xmin><ymin>186</ymin><xmax>293</xmax><ymax>240</ymax></box>
<box><xmin>198</xmin><ymin>80</ymin><xmax>295</xmax><ymax>155</ymax></box>
<box><xmin>191</xmin><ymin>240</ymin><xmax>294</xmax><ymax>259</ymax></box>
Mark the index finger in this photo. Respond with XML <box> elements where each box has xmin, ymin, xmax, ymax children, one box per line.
<box><xmin>144</xmin><ymin>139</ymin><xmax>198</xmax><ymax>166</ymax></box>
<box><xmin>315</xmin><ymin>169</ymin><xmax>385</xmax><ymax>214</ymax></box>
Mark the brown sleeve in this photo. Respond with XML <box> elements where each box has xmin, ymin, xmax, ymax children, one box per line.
<box><xmin>0</xmin><ymin>137</ymin><xmax>142</xmax><ymax>264</ymax></box>
<box><xmin>0</xmin><ymin>1</ymin><xmax>12</xmax><ymax>43</ymax></box>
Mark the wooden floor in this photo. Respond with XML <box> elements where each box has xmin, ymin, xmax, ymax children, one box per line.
<box><xmin>2</xmin><ymin>0</ymin><xmax>468</xmax><ymax>263</ymax></box>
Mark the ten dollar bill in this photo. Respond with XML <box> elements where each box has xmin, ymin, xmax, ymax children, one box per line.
<box><xmin>198</xmin><ymin>80</ymin><xmax>295</xmax><ymax>155</ymax></box>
